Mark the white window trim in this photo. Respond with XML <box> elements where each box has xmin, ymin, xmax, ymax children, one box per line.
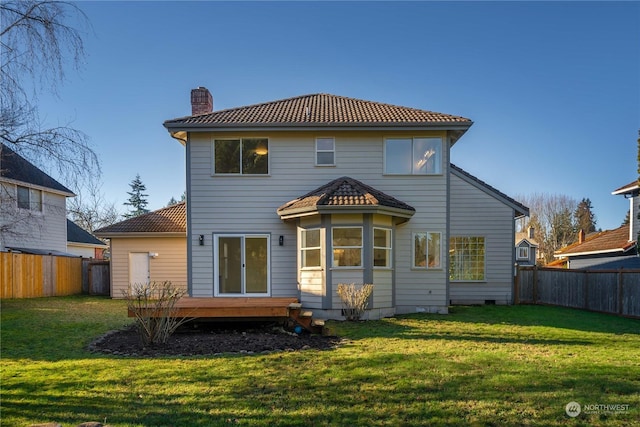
<box><xmin>373</xmin><ymin>227</ymin><xmax>392</xmax><ymax>269</ymax></box>
<box><xmin>300</xmin><ymin>228</ymin><xmax>322</xmax><ymax>269</ymax></box>
<box><xmin>315</xmin><ymin>137</ymin><xmax>336</xmax><ymax>166</ymax></box>
<box><xmin>383</xmin><ymin>136</ymin><xmax>443</xmax><ymax>176</ymax></box>
<box><xmin>332</xmin><ymin>226</ymin><xmax>363</xmax><ymax>268</ymax></box>
<box><xmin>412</xmin><ymin>231</ymin><xmax>443</xmax><ymax>270</ymax></box>
<box><xmin>211</xmin><ymin>137</ymin><xmax>270</xmax><ymax>176</ymax></box>
<box><xmin>517</xmin><ymin>246</ymin><xmax>529</xmax><ymax>260</ymax></box>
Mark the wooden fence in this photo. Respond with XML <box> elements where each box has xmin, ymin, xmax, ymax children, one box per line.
<box><xmin>515</xmin><ymin>266</ymin><xmax>640</xmax><ymax>318</ymax></box>
<box><xmin>1</xmin><ymin>252</ymin><xmax>111</xmax><ymax>299</ymax></box>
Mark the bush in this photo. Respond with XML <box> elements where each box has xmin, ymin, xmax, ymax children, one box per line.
<box><xmin>123</xmin><ymin>281</ymin><xmax>191</xmax><ymax>345</ymax></box>
<box><xmin>336</xmin><ymin>283</ymin><xmax>374</xmax><ymax>321</ymax></box>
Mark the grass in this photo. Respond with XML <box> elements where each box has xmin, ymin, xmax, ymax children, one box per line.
<box><xmin>1</xmin><ymin>296</ymin><xmax>639</xmax><ymax>426</ymax></box>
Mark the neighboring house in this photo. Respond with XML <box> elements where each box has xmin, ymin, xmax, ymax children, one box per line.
<box><xmin>515</xmin><ymin>226</ymin><xmax>539</xmax><ymax>266</ymax></box>
<box><xmin>94</xmin><ymin>202</ymin><xmax>187</xmax><ymax>297</ymax></box>
<box><xmin>0</xmin><ymin>143</ymin><xmax>75</xmax><ymax>254</ymax></box>
<box><xmin>66</xmin><ymin>219</ymin><xmax>108</xmax><ymax>259</ymax></box>
<box><xmin>554</xmin><ymin>180</ymin><xmax>639</xmax><ymax>269</ymax></box>
<box><xmin>162</xmin><ymin>89</ymin><xmax>528</xmax><ymax>319</ymax></box>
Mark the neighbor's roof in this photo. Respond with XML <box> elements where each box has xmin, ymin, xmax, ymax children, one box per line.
<box><xmin>94</xmin><ymin>202</ymin><xmax>186</xmax><ymax>236</ymax></box>
<box><xmin>0</xmin><ymin>143</ymin><xmax>74</xmax><ymax>196</ymax></box>
<box><xmin>554</xmin><ymin>225</ymin><xmax>635</xmax><ymax>258</ymax></box>
<box><xmin>612</xmin><ymin>179</ymin><xmax>639</xmax><ymax>196</ymax></box>
<box><xmin>515</xmin><ymin>232</ymin><xmax>539</xmax><ymax>247</ymax></box>
<box><xmin>67</xmin><ymin>220</ymin><xmax>107</xmax><ymax>247</ymax></box>
<box><xmin>277</xmin><ymin>176</ymin><xmax>416</xmax><ymax>220</ymax></box>
<box><xmin>164</xmin><ymin>93</ymin><xmax>472</xmax><ymax>131</ymax></box>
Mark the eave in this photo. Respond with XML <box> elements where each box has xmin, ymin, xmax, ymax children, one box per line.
<box><xmin>94</xmin><ymin>232</ymin><xmax>186</xmax><ymax>239</ymax></box>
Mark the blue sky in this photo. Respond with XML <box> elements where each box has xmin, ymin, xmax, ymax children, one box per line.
<box><xmin>40</xmin><ymin>1</ymin><xmax>639</xmax><ymax>231</ymax></box>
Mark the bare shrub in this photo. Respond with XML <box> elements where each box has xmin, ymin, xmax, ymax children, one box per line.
<box><xmin>123</xmin><ymin>281</ymin><xmax>191</xmax><ymax>345</ymax></box>
<box><xmin>336</xmin><ymin>283</ymin><xmax>374</xmax><ymax>321</ymax></box>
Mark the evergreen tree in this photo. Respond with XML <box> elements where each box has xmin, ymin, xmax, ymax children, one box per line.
<box><xmin>123</xmin><ymin>174</ymin><xmax>149</xmax><ymax>218</ymax></box>
<box><xmin>622</xmin><ymin>210</ymin><xmax>630</xmax><ymax>226</ymax></box>
<box><xmin>573</xmin><ymin>198</ymin><xmax>597</xmax><ymax>234</ymax></box>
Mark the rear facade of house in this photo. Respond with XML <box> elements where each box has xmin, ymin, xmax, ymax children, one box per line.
<box><xmin>164</xmin><ymin>90</ymin><xmax>527</xmax><ymax>319</ymax></box>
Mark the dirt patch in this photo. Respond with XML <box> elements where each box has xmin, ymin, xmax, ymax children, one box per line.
<box><xmin>89</xmin><ymin>321</ymin><xmax>344</xmax><ymax>357</ymax></box>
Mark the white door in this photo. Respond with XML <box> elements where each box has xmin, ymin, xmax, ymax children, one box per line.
<box><xmin>129</xmin><ymin>252</ymin><xmax>150</xmax><ymax>287</ymax></box>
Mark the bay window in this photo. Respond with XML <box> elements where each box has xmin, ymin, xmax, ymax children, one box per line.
<box><xmin>332</xmin><ymin>227</ymin><xmax>362</xmax><ymax>267</ymax></box>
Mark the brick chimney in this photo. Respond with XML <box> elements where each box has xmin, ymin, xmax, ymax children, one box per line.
<box><xmin>191</xmin><ymin>87</ymin><xmax>213</xmax><ymax>115</ymax></box>
<box><xmin>578</xmin><ymin>229</ymin><xmax>585</xmax><ymax>244</ymax></box>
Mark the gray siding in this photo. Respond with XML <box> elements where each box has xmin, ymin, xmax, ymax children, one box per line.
<box><xmin>449</xmin><ymin>173</ymin><xmax>515</xmax><ymax>304</ymax></box>
<box><xmin>187</xmin><ymin>130</ymin><xmax>450</xmax><ymax>309</ymax></box>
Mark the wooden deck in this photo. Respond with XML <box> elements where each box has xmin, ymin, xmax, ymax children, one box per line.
<box><xmin>128</xmin><ymin>297</ymin><xmax>300</xmax><ymax>319</ymax></box>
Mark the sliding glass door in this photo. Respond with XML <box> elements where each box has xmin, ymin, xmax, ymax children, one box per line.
<box><xmin>214</xmin><ymin>234</ymin><xmax>269</xmax><ymax>296</ymax></box>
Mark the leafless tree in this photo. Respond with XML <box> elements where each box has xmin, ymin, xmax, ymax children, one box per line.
<box><xmin>1</xmin><ymin>1</ymin><xmax>98</xmax><ymax>189</ymax></box>
<box><xmin>67</xmin><ymin>175</ymin><xmax>121</xmax><ymax>233</ymax></box>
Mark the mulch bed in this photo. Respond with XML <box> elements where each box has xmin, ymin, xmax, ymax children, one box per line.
<box><xmin>89</xmin><ymin>321</ymin><xmax>345</xmax><ymax>357</ymax></box>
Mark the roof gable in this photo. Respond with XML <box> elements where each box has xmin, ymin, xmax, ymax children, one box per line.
<box><xmin>94</xmin><ymin>202</ymin><xmax>186</xmax><ymax>235</ymax></box>
<box><xmin>450</xmin><ymin>164</ymin><xmax>529</xmax><ymax>218</ymax></box>
<box><xmin>0</xmin><ymin>144</ymin><xmax>74</xmax><ymax>195</ymax></box>
<box><xmin>165</xmin><ymin>93</ymin><xmax>472</xmax><ymax>130</ymax></box>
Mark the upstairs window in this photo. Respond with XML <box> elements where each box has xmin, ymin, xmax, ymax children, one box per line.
<box><xmin>316</xmin><ymin>137</ymin><xmax>335</xmax><ymax>166</ymax></box>
<box><xmin>385</xmin><ymin>137</ymin><xmax>442</xmax><ymax>175</ymax></box>
<box><xmin>517</xmin><ymin>246</ymin><xmax>529</xmax><ymax>260</ymax></box>
<box><xmin>214</xmin><ymin>138</ymin><xmax>269</xmax><ymax>175</ymax></box>
<box><xmin>17</xmin><ymin>186</ymin><xmax>42</xmax><ymax>211</ymax></box>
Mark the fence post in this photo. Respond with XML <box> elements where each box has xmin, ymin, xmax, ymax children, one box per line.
<box><xmin>532</xmin><ymin>265</ymin><xmax>538</xmax><ymax>304</ymax></box>
<box><xmin>618</xmin><ymin>268</ymin><xmax>624</xmax><ymax>315</ymax></box>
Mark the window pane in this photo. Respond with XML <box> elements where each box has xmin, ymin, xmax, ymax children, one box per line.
<box><xmin>333</xmin><ymin>248</ymin><xmax>361</xmax><ymax>267</ymax></box>
<box><xmin>373</xmin><ymin>228</ymin><xmax>389</xmax><ymax>247</ymax></box>
<box><xmin>413</xmin><ymin>138</ymin><xmax>441</xmax><ymax>174</ymax></box>
<box><xmin>414</xmin><ymin>233</ymin><xmax>426</xmax><ymax>267</ymax></box>
<box><xmin>30</xmin><ymin>189</ymin><xmax>42</xmax><ymax>211</ymax></box>
<box><xmin>215</xmin><ymin>140</ymin><xmax>240</xmax><ymax>173</ymax></box>
<box><xmin>245</xmin><ymin>237</ymin><xmax>268</xmax><ymax>293</ymax></box>
<box><xmin>316</xmin><ymin>151</ymin><xmax>334</xmax><ymax>165</ymax></box>
<box><xmin>449</xmin><ymin>237</ymin><xmax>485</xmax><ymax>281</ymax></box>
<box><xmin>218</xmin><ymin>237</ymin><xmax>242</xmax><ymax>293</ymax></box>
<box><xmin>303</xmin><ymin>248</ymin><xmax>321</xmax><ymax>268</ymax></box>
<box><xmin>374</xmin><ymin>248</ymin><xmax>390</xmax><ymax>267</ymax></box>
<box><xmin>17</xmin><ymin>186</ymin><xmax>30</xmax><ymax>209</ymax></box>
<box><xmin>333</xmin><ymin>227</ymin><xmax>362</xmax><ymax>246</ymax></box>
<box><xmin>303</xmin><ymin>229</ymin><xmax>320</xmax><ymax>248</ymax></box>
<box><xmin>385</xmin><ymin>138</ymin><xmax>412</xmax><ymax>174</ymax></box>
<box><xmin>428</xmin><ymin>232</ymin><xmax>441</xmax><ymax>268</ymax></box>
<box><xmin>316</xmin><ymin>138</ymin><xmax>334</xmax><ymax>151</ymax></box>
<box><xmin>242</xmin><ymin>138</ymin><xmax>269</xmax><ymax>174</ymax></box>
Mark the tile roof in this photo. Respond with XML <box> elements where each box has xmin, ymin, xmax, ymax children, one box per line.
<box><xmin>0</xmin><ymin>143</ymin><xmax>74</xmax><ymax>195</ymax></box>
<box><xmin>555</xmin><ymin>225</ymin><xmax>635</xmax><ymax>257</ymax></box>
<box><xmin>612</xmin><ymin>179</ymin><xmax>639</xmax><ymax>195</ymax></box>
<box><xmin>94</xmin><ymin>202</ymin><xmax>186</xmax><ymax>235</ymax></box>
<box><xmin>67</xmin><ymin>220</ymin><xmax>107</xmax><ymax>246</ymax></box>
<box><xmin>164</xmin><ymin>93</ymin><xmax>472</xmax><ymax>129</ymax></box>
<box><xmin>277</xmin><ymin>176</ymin><xmax>415</xmax><ymax>219</ymax></box>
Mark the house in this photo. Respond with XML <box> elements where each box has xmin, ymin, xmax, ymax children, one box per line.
<box><xmin>1</xmin><ymin>143</ymin><xmax>75</xmax><ymax>254</ymax></box>
<box><xmin>554</xmin><ymin>180</ymin><xmax>639</xmax><ymax>269</ymax></box>
<box><xmin>162</xmin><ymin>89</ymin><xmax>528</xmax><ymax>319</ymax></box>
<box><xmin>94</xmin><ymin>202</ymin><xmax>187</xmax><ymax>297</ymax></box>
<box><xmin>515</xmin><ymin>226</ymin><xmax>539</xmax><ymax>266</ymax></box>
<box><xmin>66</xmin><ymin>219</ymin><xmax>108</xmax><ymax>258</ymax></box>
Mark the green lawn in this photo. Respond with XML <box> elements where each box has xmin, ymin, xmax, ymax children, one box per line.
<box><xmin>1</xmin><ymin>296</ymin><xmax>638</xmax><ymax>426</ymax></box>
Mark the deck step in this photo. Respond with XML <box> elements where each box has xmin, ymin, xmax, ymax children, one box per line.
<box><xmin>300</xmin><ymin>311</ymin><xmax>313</xmax><ymax>318</ymax></box>
<box><xmin>288</xmin><ymin>302</ymin><xmax>303</xmax><ymax>310</ymax></box>
<box><xmin>311</xmin><ymin>319</ymin><xmax>325</xmax><ymax>327</ymax></box>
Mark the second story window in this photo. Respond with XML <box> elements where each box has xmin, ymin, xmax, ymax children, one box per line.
<box><xmin>213</xmin><ymin>138</ymin><xmax>269</xmax><ymax>175</ymax></box>
<box><xmin>385</xmin><ymin>137</ymin><xmax>442</xmax><ymax>175</ymax></box>
<box><xmin>17</xmin><ymin>185</ymin><xmax>42</xmax><ymax>211</ymax></box>
<box><xmin>517</xmin><ymin>246</ymin><xmax>529</xmax><ymax>260</ymax></box>
<box><xmin>316</xmin><ymin>137</ymin><xmax>335</xmax><ymax>166</ymax></box>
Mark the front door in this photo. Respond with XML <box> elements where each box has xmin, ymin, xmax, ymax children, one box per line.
<box><xmin>214</xmin><ymin>234</ymin><xmax>270</xmax><ymax>296</ymax></box>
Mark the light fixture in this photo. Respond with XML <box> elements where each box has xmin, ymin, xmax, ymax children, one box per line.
<box><xmin>199</xmin><ymin>235</ymin><xmax>204</xmax><ymax>246</ymax></box>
